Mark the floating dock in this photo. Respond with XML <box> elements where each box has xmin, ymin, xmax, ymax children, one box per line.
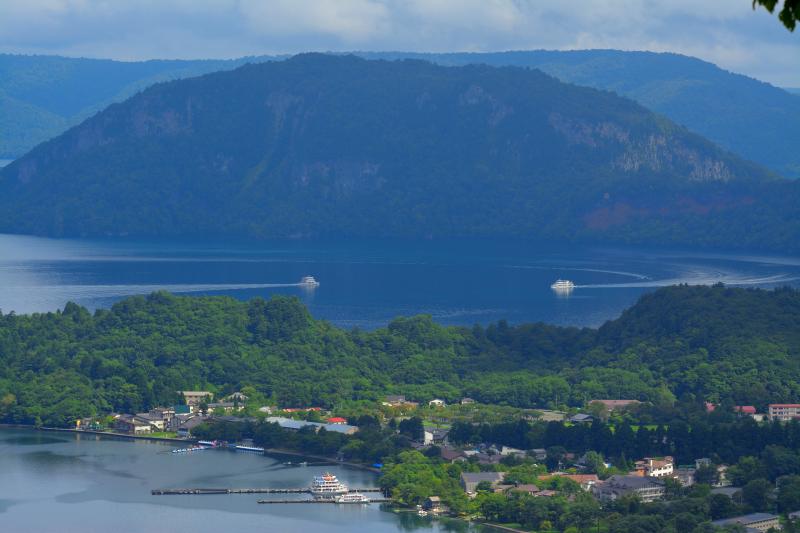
<box><xmin>151</xmin><ymin>487</ymin><xmax>383</xmax><ymax>495</ymax></box>
<box><xmin>257</xmin><ymin>498</ymin><xmax>391</xmax><ymax>504</ymax></box>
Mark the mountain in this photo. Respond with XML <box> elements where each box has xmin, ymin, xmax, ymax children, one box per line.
<box><xmin>359</xmin><ymin>50</ymin><xmax>800</xmax><ymax>179</ymax></box>
<box><xmin>0</xmin><ymin>54</ymin><xmax>277</xmax><ymax>159</ymax></box>
<box><xmin>3</xmin><ymin>50</ymin><xmax>799</xmax><ymax>180</ymax></box>
<box><xmin>1</xmin><ymin>53</ymin><xmax>797</xmax><ymax>250</ymax></box>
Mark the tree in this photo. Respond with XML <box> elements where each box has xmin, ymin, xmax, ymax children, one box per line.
<box><xmin>694</xmin><ymin>464</ymin><xmax>720</xmax><ymax>485</ymax></box>
<box><xmin>754</xmin><ymin>0</ymin><xmax>800</xmax><ymax>31</ymax></box>
<box><xmin>741</xmin><ymin>478</ymin><xmax>773</xmax><ymax>512</ymax></box>
<box><xmin>398</xmin><ymin>416</ymin><xmax>424</xmax><ymax>442</ymax></box>
<box><xmin>777</xmin><ymin>475</ymin><xmax>800</xmax><ymax>513</ymax></box>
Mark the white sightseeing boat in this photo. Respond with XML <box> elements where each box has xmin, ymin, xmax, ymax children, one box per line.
<box><xmin>550</xmin><ymin>279</ymin><xmax>576</xmax><ymax>291</ymax></box>
<box><xmin>310</xmin><ymin>472</ymin><xmax>348</xmax><ymax>496</ymax></box>
<box><xmin>335</xmin><ymin>492</ymin><xmax>370</xmax><ymax>504</ymax></box>
<box><xmin>299</xmin><ymin>275</ymin><xmax>320</xmax><ymax>287</ymax></box>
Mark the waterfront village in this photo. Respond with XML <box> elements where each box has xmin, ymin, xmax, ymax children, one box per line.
<box><xmin>71</xmin><ymin>392</ymin><xmax>800</xmax><ymax>531</ymax></box>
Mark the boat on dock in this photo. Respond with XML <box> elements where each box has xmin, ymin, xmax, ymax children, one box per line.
<box><xmin>310</xmin><ymin>472</ymin><xmax>348</xmax><ymax>496</ymax></box>
<box><xmin>335</xmin><ymin>492</ymin><xmax>370</xmax><ymax>504</ymax></box>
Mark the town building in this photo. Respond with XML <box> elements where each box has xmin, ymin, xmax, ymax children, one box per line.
<box><xmin>423</xmin><ymin>427</ymin><xmax>449</xmax><ymax>445</ymax></box>
<box><xmin>592</xmin><ymin>475</ymin><xmax>666</xmax><ymax>503</ymax></box>
<box><xmin>264</xmin><ymin>416</ymin><xmax>358</xmax><ymax>435</ymax></box>
<box><xmin>135</xmin><ymin>412</ymin><xmax>166</xmax><ymax>431</ymax></box>
<box><xmin>460</xmin><ymin>472</ymin><xmax>506</xmax><ymax>494</ymax></box>
<box><xmin>769</xmin><ymin>403</ymin><xmax>800</xmax><ymax>421</ymax></box>
<box><xmin>179</xmin><ymin>391</ymin><xmax>213</xmax><ymax>409</ymax></box>
<box><xmin>635</xmin><ymin>456</ymin><xmax>674</xmax><ymax>477</ymax></box>
<box><xmin>327</xmin><ymin>417</ymin><xmax>347</xmax><ymax>424</ymax></box>
<box><xmin>428</xmin><ymin>399</ymin><xmax>446</xmax><ymax>408</ymax></box>
<box><xmin>440</xmin><ymin>447</ymin><xmax>466</xmax><ymax>462</ymax></box>
<box><xmin>711</xmin><ymin>513</ymin><xmax>781</xmax><ymax>532</ymax></box>
<box><xmin>568</xmin><ymin>413</ymin><xmax>594</xmax><ymax>424</ymax></box>
<box><xmin>114</xmin><ymin>415</ymin><xmax>154</xmax><ymax>435</ymax></box>
<box><xmin>460</xmin><ymin>397</ymin><xmax>476</xmax><ymax>405</ymax></box>
<box><xmin>207</xmin><ymin>401</ymin><xmax>241</xmax><ymax>414</ymax></box>
<box><xmin>422</xmin><ymin>496</ymin><xmax>448</xmax><ymax>514</ymax></box>
<box><xmin>589</xmin><ymin>399</ymin><xmax>641</xmax><ymax>411</ymax></box>
<box><xmin>382</xmin><ymin>395</ymin><xmax>419</xmax><ymax>408</ymax></box>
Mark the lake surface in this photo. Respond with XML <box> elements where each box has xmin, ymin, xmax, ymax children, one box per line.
<box><xmin>0</xmin><ymin>233</ymin><xmax>798</xmax><ymax>328</ymax></box>
<box><xmin>0</xmin><ymin>428</ymin><xmax>478</xmax><ymax>533</ymax></box>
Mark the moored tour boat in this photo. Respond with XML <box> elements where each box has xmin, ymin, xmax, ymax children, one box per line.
<box><xmin>335</xmin><ymin>492</ymin><xmax>370</xmax><ymax>504</ymax></box>
<box><xmin>310</xmin><ymin>472</ymin><xmax>348</xmax><ymax>496</ymax></box>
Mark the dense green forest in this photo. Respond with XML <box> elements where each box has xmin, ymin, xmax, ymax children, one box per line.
<box><xmin>4</xmin><ymin>54</ymin><xmax>800</xmax><ymax>252</ymax></box>
<box><xmin>0</xmin><ymin>284</ymin><xmax>798</xmax><ymax>427</ymax></box>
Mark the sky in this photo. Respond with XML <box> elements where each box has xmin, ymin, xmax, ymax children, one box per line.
<box><xmin>0</xmin><ymin>0</ymin><xmax>798</xmax><ymax>86</ymax></box>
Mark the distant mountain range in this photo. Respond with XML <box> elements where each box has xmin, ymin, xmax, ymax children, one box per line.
<box><xmin>1</xmin><ymin>53</ymin><xmax>798</xmax><ymax>251</ymax></box>
<box><xmin>2</xmin><ymin>50</ymin><xmax>799</xmax><ymax>179</ymax></box>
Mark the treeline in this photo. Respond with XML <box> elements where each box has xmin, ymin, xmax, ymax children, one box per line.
<box><xmin>0</xmin><ymin>285</ymin><xmax>799</xmax><ymax>427</ymax></box>
<box><xmin>449</xmin><ymin>415</ymin><xmax>800</xmax><ymax>472</ymax></box>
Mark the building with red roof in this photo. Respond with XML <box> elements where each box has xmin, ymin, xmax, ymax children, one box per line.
<box><xmin>327</xmin><ymin>417</ymin><xmax>347</xmax><ymax>424</ymax></box>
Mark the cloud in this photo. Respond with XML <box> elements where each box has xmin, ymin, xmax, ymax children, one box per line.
<box><xmin>0</xmin><ymin>0</ymin><xmax>797</xmax><ymax>86</ymax></box>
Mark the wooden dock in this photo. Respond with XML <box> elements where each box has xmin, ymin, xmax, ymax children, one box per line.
<box><xmin>257</xmin><ymin>498</ymin><xmax>392</xmax><ymax>504</ymax></box>
<box><xmin>151</xmin><ymin>487</ymin><xmax>384</xmax><ymax>495</ymax></box>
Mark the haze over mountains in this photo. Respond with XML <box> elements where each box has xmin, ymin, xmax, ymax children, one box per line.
<box><xmin>1</xmin><ymin>53</ymin><xmax>798</xmax><ymax>251</ymax></box>
<box><xmin>2</xmin><ymin>50</ymin><xmax>799</xmax><ymax>179</ymax></box>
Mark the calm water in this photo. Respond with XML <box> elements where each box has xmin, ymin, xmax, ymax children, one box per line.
<box><xmin>0</xmin><ymin>234</ymin><xmax>798</xmax><ymax>328</ymax></box>
<box><xmin>0</xmin><ymin>428</ymin><xmax>477</xmax><ymax>533</ymax></box>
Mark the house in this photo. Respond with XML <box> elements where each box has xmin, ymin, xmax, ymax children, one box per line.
<box><xmin>531</xmin><ymin>448</ymin><xmax>547</xmax><ymax>461</ymax></box>
<box><xmin>569</xmin><ymin>413</ymin><xmax>594</xmax><ymax>424</ymax></box>
<box><xmin>460</xmin><ymin>472</ymin><xmax>506</xmax><ymax>494</ymax></box>
<box><xmin>592</xmin><ymin>475</ymin><xmax>666</xmax><ymax>503</ymax></box>
<box><xmin>475</xmin><ymin>453</ymin><xmax>503</xmax><ymax>466</ymax></box>
<box><xmin>500</xmin><ymin>446</ymin><xmax>526</xmax><ymax>458</ymax></box>
<box><xmin>769</xmin><ymin>403</ymin><xmax>800</xmax><ymax>421</ymax></box>
<box><xmin>173</xmin><ymin>404</ymin><xmax>191</xmax><ymax>415</ymax></box>
<box><xmin>208</xmin><ymin>402</ymin><xmax>241</xmax><ymax>414</ymax></box>
<box><xmin>735</xmin><ymin>405</ymin><xmax>757</xmax><ymax>415</ymax></box>
<box><xmin>711</xmin><ymin>513</ymin><xmax>781</xmax><ymax>532</ymax></box>
<box><xmin>589</xmin><ymin>399</ymin><xmax>641</xmax><ymax>411</ymax></box>
<box><xmin>460</xmin><ymin>397</ymin><xmax>476</xmax><ymax>405</ymax></box>
<box><xmin>509</xmin><ymin>484</ymin><xmax>540</xmax><ymax>495</ymax></box>
<box><xmin>135</xmin><ymin>412</ymin><xmax>165</xmax><ymax>431</ymax></box>
<box><xmin>114</xmin><ymin>415</ymin><xmax>154</xmax><ymax>435</ymax></box>
<box><xmin>148</xmin><ymin>407</ymin><xmax>175</xmax><ymax>425</ymax></box>
<box><xmin>440</xmin><ymin>447</ymin><xmax>466</xmax><ymax>462</ymax></box>
<box><xmin>322</xmin><ymin>423</ymin><xmax>358</xmax><ymax>435</ymax></box>
<box><xmin>422</xmin><ymin>496</ymin><xmax>448</xmax><ymax>514</ymax></box>
<box><xmin>176</xmin><ymin>415</ymin><xmax>208</xmax><ymax>438</ymax></box>
<box><xmin>674</xmin><ymin>466</ymin><xmax>696</xmax><ymax>486</ymax></box>
<box><xmin>226</xmin><ymin>392</ymin><xmax>248</xmax><ymax>403</ymax></box>
<box><xmin>428</xmin><ymin>399</ymin><xmax>446</xmax><ymax>408</ymax></box>
<box><xmin>382</xmin><ymin>395</ymin><xmax>419</xmax><ymax>408</ymax></box>
<box><xmin>258</xmin><ymin>406</ymin><xmax>273</xmax><ymax>414</ymax></box>
<box><xmin>327</xmin><ymin>417</ymin><xmax>347</xmax><ymax>424</ymax></box>
<box><xmin>179</xmin><ymin>391</ymin><xmax>213</xmax><ymax>409</ymax></box>
<box><xmin>539</xmin><ymin>473</ymin><xmax>599</xmax><ymax>491</ymax></box>
<box><xmin>635</xmin><ymin>456</ymin><xmax>674</xmax><ymax>477</ymax></box>
<box><xmin>424</xmin><ymin>427</ymin><xmax>449</xmax><ymax>445</ymax></box>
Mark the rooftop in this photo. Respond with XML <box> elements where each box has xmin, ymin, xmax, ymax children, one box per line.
<box><xmin>711</xmin><ymin>513</ymin><xmax>779</xmax><ymax>526</ymax></box>
<box><xmin>461</xmin><ymin>472</ymin><xmax>505</xmax><ymax>484</ymax></box>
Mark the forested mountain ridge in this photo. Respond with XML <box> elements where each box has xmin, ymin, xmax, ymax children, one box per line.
<box><xmin>361</xmin><ymin>50</ymin><xmax>800</xmax><ymax>179</ymax></box>
<box><xmin>0</xmin><ymin>53</ymin><xmax>271</xmax><ymax>159</ymax></box>
<box><xmin>0</xmin><ymin>284</ymin><xmax>798</xmax><ymax>427</ymax></box>
<box><xmin>3</xmin><ymin>50</ymin><xmax>798</xmax><ymax>180</ymax></box>
<box><xmin>2</xmin><ymin>53</ymin><xmax>797</xmax><ymax>251</ymax></box>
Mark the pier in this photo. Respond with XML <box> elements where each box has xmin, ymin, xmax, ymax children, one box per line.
<box><xmin>257</xmin><ymin>498</ymin><xmax>391</xmax><ymax>504</ymax></box>
<box><xmin>151</xmin><ymin>487</ymin><xmax>384</xmax><ymax>495</ymax></box>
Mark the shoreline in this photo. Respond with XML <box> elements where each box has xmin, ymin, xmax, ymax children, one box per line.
<box><xmin>1</xmin><ymin>423</ymin><xmax>193</xmax><ymax>444</ymax></box>
<box><xmin>263</xmin><ymin>447</ymin><xmax>382</xmax><ymax>473</ymax></box>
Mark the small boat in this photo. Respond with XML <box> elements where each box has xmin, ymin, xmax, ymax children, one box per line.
<box><xmin>299</xmin><ymin>275</ymin><xmax>320</xmax><ymax>287</ymax></box>
<box><xmin>335</xmin><ymin>492</ymin><xmax>370</xmax><ymax>504</ymax></box>
<box><xmin>234</xmin><ymin>444</ymin><xmax>265</xmax><ymax>453</ymax></box>
<box><xmin>550</xmin><ymin>279</ymin><xmax>576</xmax><ymax>291</ymax></box>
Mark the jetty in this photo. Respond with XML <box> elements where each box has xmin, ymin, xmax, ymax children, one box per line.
<box><xmin>151</xmin><ymin>487</ymin><xmax>384</xmax><ymax>495</ymax></box>
<box><xmin>257</xmin><ymin>498</ymin><xmax>391</xmax><ymax>504</ymax></box>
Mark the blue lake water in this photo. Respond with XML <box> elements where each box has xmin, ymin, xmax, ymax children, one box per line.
<box><xmin>0</xmin><ymin>428</ymin><xmax>479</xmax><ymax>533</ymax></box>
<box><xmin>0</xmin><ymin>233</ymin><xmax>798</xmax><ymax>328</ymax></box>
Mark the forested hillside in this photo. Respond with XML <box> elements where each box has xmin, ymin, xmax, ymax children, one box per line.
<box><xmin>3</xmin><ymin>54</ymin><xmax>797</xmax><ymax>251</ymax></box>
<box><xmin>0</xmin><ymin>54</ymin><xmax>266</xmax><ymax>158</ymax></box>
<box><xmin>0</xmin><ymin>284</ymin><xmax>798</xmax><ymax>427</ymax></box>
<box><xmin>362</xmin><ymin>50</ymin><xmax>800</xmax><ymax>178</ymax></box>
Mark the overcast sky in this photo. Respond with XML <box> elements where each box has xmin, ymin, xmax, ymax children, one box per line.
<box><xmin>1</xmin><ymin>0</ymin><xmax>798</xmax><ymax>86</ymax></box>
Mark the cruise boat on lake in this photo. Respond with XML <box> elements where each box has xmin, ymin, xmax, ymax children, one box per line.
<box><xmin>310</xmin><ymin>473</ymin><xmax>348</xmax><ymax>496</ymax></box>
<box><xmin>335</xmin><ymin>492</ymin><xmax>370</xmax><ymax>504</ymax></box>
<box><xmin>550</xmin><ymin>279</ymin><xmax>576</xmax><ymax>291</ymax></box>
<box><xmin>299</xmin><ymin>275</ymin><xmax>320</xmax><ymax>287</ymax></box>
